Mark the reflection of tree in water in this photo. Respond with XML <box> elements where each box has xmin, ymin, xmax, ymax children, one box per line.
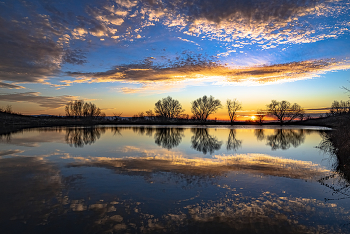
<box><xmin>254</xmin><ymin>129</ymin><xmax>265</xmax><ymax>141</ymax></box>
<box><xmin>65</xmin><ymin>127</ymin><xmax>105</xmax><ymax>147</ymax></box>
<box><xmin>318</xmin><ymin>131</ymin><xmax>350</xmax><ymax>201</ymax></box>
<box><xmin>154</xmin><ymin>128</ymin><xmax>184</xmax><ymax>149</ymax></box>
<box><xmin>226</xmin><ymin>129</ymin><xmax>242</xmax><ymax>151</ymax></box>
<box><xmin>191</xmin><ymin>128</ymin><xmax>222</xmax><ymax>154</ymax></box>
<box><xmin>266</xmin><ymin>129</ymin><xmax>305</xmax><ymax>150</ymax></box>
<box><xmin>132</xmin><ymin>126</ymin><xmax>155</xmax><ymax>137</ymax></box>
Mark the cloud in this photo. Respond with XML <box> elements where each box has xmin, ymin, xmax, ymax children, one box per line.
<box><xmin>0</xmin><ymin>2</ymin><xmax>88</xmax><ymax>83</ymax></box>
<box><xmin>0</xmin><ymin>92</ymin><xmax>77</xmax><ymax>108</ymax></box>
<box><xmin>65</xmin><ymin>58</ymin><xmax>350</xmax><ymax>92</ymax></box>
<box><xmin>1</xmin><ymin>0</ymin><xmax>349</xmax><ymax>88</ymax></box>
<box><xmin>0</xmin><ymin>82</ymin><xmax>24</xmax><ymax>89</ymax></box>
<box><xmin>62</xmin><ymin>49</ymin><xmax>87</xmax><ymax>65</ymax></box>
<box><xmin>130</xmin><ymin>0</ymin><xmax>350</xmax><ymax>48</ymax></box>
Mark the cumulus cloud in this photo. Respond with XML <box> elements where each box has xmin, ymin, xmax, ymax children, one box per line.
<box><xmin>0</xmin><ymin>92</ymin><xmax>77</xmax><ymax>108</ymax></box>
<box><xmin>112</xmin><ymin>0</ymin><xmax>350</xmax><ymax>48</ymax></box>
<box><xmin>1</xmin><ymin>0</ymin><xmax>349</xmax><ymax>87</ymax></box>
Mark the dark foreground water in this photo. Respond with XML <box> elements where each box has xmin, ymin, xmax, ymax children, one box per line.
<box><xmin>0</xmin><ymin>125</ymin><xmax>349</xmax><ymax>234</ymax></box>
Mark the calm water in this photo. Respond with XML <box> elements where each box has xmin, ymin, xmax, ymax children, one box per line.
<box><xmin>0</xmin><ymin>125</ymin><xmax>349</xmax><ymax>233</ymax></box>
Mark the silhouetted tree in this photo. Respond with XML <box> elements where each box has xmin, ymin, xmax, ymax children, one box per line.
<box><xmin>191</xmin><ymin>128</ymin><xmax>222</xmax><ymax>154</ymax></box>
<box><xmin>5</xmin><ymin>105</ymin><xmax>13</xmax><ymax>114</ymax></box>
<box><xmin>65</xmin><ymin>100</ymin><xmax>104</xmax><ymax>118</ymax></box>
<box><xmin>329</xmin><ymin>100</ymin><xmax>350</xmax><ymax>115</ymax></box>
<box><xmin>146</xmin><ymin>109</ymin><xmax>155</xmax><ymax>120</ymax></box>
<box><xmin>191</xmin><ymin>95</ymin><xmax>222</xmax><ymax>121</ymax></box>
<box><xmin>255</xmin><ymin>109</ymin><xmax>266</xmax><ymax>124</ymax></box>
<box><xmin>65</xmin><ymin>100</ymin><xmax>84</xmax><ymax>117</ymax></box>
<box><xmin>154</xmin><ymin>96</ymin><xmax>185</xmax><ymax>119</ymax></box>
<box><xmin>83</xmin><ymin>102</ymin><xmax>104</xmax><ymax>118</ymax></box>
<box><xmin>226</xmin><ymin>99</ymin><xmax>242</xmax><ymax>123</ymax></box>
<box><xmin>113</xmin><ymin>112</ymin><xmax>123</xmax><ymax>121</ymax></box>
<box><xmin>226</xmin><ymin>129</ymin><xmax>242</xmax><ymax>151</ymax></box>
<box><xmin>266</xmin><ymin>100</ymin><xmax>304</xmax><ymax>123</ymax></box>
<box><xmin>154</xmin><ymin>128</ymin><xmax>184</xmax><ymax>149</ymax></box>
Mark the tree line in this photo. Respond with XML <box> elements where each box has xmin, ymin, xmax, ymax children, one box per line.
<box><xmin>63</xmin><ymin>96</ymin><xmax>308</xmax><ymax>123</ymax></box>
<box><xmin>65</xmin><ymin>95</ymin><xmax>305</xmax><ymax>124</ymax></box>
<box><xmin>65</xmin><ymin>100</ymin><xmax>105</xmax><ymax>118</ymax></box>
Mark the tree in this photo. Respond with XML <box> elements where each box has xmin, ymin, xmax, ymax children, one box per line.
<box><xmin>266</xmin><ymin>100</ymin><xmax>304</xmax><ymax>124</ymax></box>
<box><xmin>83</xmin><ymin>102</ymin><xmax>103</xmax><ymax>118</ymax></box>
<box><xmin>65</xmin><ymin>100</ymin><xmax>104</xmax><ymax>118</ymax></box>
<box><xmin>65</xmin><ymin>100</ymin><xmax>84</xmax><ymax>117</ymax></box>
<box><xmin>146</xmin><ymin>109</ymin><xmax>154</xmax><ymax>119</ymax></box>
<box><xmin>154</xmin><ymin>96</ymin><xmax>185</xmax><ymax>119</ymax></box>
<box><xmin>255</xmin><ymin>109</ymin><xmax>266</xmax><ymax>124</ymax></box>
<box><xmin>330</xmin><ymin>100</ymin><xmax>341</xmax><ymax>115</ymax></box>
<box><xmin>226</xmin><ymin>99</ymin><xmax>242</xmax><ymax>123</ymax></box>
<box><xmin>329</xmin><ymin>100</ymin><xmax>350</xmax><ymax>115</ymax></box>
<box><xmin>191</xmin><ymin>95</ymin><xmax>222</xmax><ymax>121</ymax></box>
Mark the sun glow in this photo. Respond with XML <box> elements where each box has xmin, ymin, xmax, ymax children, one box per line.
<box><xmin>251</xmin><ymin>115</ymin><xmax>256</xmax><ymax>121</ymax></box>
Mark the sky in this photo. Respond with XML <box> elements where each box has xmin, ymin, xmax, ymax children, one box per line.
<box><xmin>0</xmin><ymin>0</ymin><xmax>350</xmax><ymax>120</ymax></box>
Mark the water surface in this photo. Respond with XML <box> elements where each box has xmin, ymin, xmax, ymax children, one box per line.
<box><xmin>0</xmin><ymin>125</ymin><xmax>349</xmax><ymax>233</ymax></box>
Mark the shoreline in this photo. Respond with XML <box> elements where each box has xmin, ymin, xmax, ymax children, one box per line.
<box><xmin>1</xmin><ymin>112</ymin><xmax>344</xmax><ymax>135</ymax></box>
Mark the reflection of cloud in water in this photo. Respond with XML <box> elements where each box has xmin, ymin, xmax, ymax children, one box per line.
<box><xmin>0</xmin><ymin>156</ymin><xmax>347</xmax><ymax>233</ymax></box>
<box><xmin>0</xmin><ymin>157</ymin><xmax>64</xmax><ymax>226</ymax></box>
<box><xmin>0</xmin><ymin>149</ymin><xmax>24</xmax><ymax>156</ymax></box>
<box><xmin>160</xmin><ymin>191</ymin><xmax>348</xmax><ymax>234</ymax></box>
<box><xmin>65</xmin><ymin>151</ymin><xmax>329</xmax><ymax>181</ymax></box>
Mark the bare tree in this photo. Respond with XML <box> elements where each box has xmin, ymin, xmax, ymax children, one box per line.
<box><xmin>330</xmin><ymin>100</ymin><xmax>350</xmax><ymax>115</ymax></box>
<box><xmin>286</xmin><ymin>103</ymin><xmax>305</xmax><ymax>122</ymax></box>
<box><xmin>65</xmin><ymin>100</ymin><xmax>104</xmax><ymax>118</ymax></box>
<box><xmin>330</xmin><ymin>100</ymin><xmax>341</xmax><ymax>115</ymax></box>
<box><xmin>65</xmin><ymin>100</ymin><xmax>84</xmax><ymax>117</ymax></box>
<box><xmin>255</xmin><ymin>109</ymin><xmax>266</xmax><ymax>124</ymax></box>
<box><xmin>146</xmin><ymin>109</ymin><xmax>154</xmax><ymax>120</ymax></box>
<box><xmin>266</xmin><ymin>100</ymin><xmax>304</xmax><ymax>124</ymax></box>
<box><xmin>113</xmin><ymin>112</ymin><xmax>123</xmax><ymax>121</ymax></box>
<box><xmin>154</xmin><ymin>96</ymin><xmax>185</xmax><ymax>119</ymax></box>
<box><xmin>191</xmin><ymin>95</ymin><xmax>222</xmax><ymax>121</ymax></box>
<box><xmin>83</xmin><ymin>102</ymin><xmax>103</xmax><ymax>118</ymax></box>
<box><xmin>226</xmin><ymin>99</ymin><xmax>242</xmax><ymax>123</ymax></box>
<box><xmin>5</xmin><ymin>105</ymin><xmax>13</xmax><ymax>114</ymax></box>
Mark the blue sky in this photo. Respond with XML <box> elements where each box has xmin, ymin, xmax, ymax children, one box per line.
<box><xmin>0</xmin><ymin>0</ymin><xmax>349</xmax><ymax>119</ymax></box>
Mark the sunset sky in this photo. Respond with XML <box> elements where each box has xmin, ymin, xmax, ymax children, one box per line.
<box><xmin>0</xmin><ymin>0</ymin><xmax>350</xmax><ymax>120</ymax></box>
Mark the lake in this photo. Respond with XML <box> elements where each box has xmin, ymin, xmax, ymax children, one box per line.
<box><xmin>0</xmin><ymin>125</ymin><xmax>349</xmax><ymax>233</ymax></box>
